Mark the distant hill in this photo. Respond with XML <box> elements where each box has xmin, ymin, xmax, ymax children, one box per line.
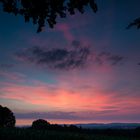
<box><xmin>17</xmin><ymin>123</ymin><xmax>140</xmax><ymax>129</ymax></box>
<box><xmin>75</xmin><ymin>123</ymin><xmax>140</xmax><ymax>129</ymax></box>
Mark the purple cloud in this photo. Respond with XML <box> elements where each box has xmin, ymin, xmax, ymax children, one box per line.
<box><xmin>15</xmin><ymin>45</ymin><xmax>90</xmax><ymax>70</ymax></box>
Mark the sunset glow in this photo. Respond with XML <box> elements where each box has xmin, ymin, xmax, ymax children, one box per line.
<box><xmin>0</xmin><ymin>0</ymin><xmax>140</xmax><ymax>126</ymax></box>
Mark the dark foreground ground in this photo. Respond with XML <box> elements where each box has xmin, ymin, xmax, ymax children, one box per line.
<box><xmin>0</xmin><ymin>127</ymin><xmax>140</xmax><ymax>140</ymax></box>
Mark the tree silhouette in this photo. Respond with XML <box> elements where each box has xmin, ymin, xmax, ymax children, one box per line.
<box><xmin>32</xmin><ymin>119</ymin><xmax>50</xmax><ymax>129</ymax></box>
<box><xmin>0</xmin><ymin>1</ymin><xmax>139</xmax><ymax>32</ymax></box>
<box><xmin>0</xmin><ymin>0</ymin><xmax>97</xmax><ymax>32</ymax></box>
<box><xmin>0</xmin><ymin>105</ymin><xmax>16</xmax><ymax>127</ymax></box>
<box><xmin>127</xmin><ymin>17</ymin><xmax>140</xmax><ymax>29</ymax></box>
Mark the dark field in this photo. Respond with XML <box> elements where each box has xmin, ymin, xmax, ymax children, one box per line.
<box><xmin>0</xmin><ymin>127</ymin><xmax>140</xmax><ymax>140</ymax></box>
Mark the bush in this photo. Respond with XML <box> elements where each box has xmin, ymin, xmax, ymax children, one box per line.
<box><xmin>32</xmin><ymin>119</ymin><xmax>50</xmax><ymax>129</ymax></box>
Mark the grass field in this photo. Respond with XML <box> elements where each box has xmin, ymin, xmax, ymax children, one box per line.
<box><xmin>0</xmin><ymin>127</ymin><xmax>139</xmax><ymax>140</ymax></box>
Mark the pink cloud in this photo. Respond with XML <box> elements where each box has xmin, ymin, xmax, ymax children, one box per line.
<box><xmin>0</xmin><ymin>71</ymin><xmax>26</xmax><ymax>82</ymax></box>
<box><xmin>0</xmin><ymin>82</ymin><xmax>108</xmax><ymax>111</ymax></box>
<box><xmin>56</xmin><ymin>23</ymin><xmax>74</xmax><ymax>42</ymax></box>
<box><xmin>0</xmin><ymin>79</ymin><xmax>140</xmax><ymax>115</ymax></box>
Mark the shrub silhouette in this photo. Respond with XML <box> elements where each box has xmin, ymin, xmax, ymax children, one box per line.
<box><xmin>32</xmin><ymin>119</ymin><xmax>50</xmax><ymax>129</ymax></box>
<box><xmin>0</xmin><ymin>105</ymin><xmax>16</xmax><ymax>127</ymax></box>
<box><xmin>68</xmin><ymin>124</ymin><xmax>79</xmax><ymax>131</ymax></box>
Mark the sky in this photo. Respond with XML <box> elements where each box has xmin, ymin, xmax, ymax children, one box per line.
<box><xmin>0</xmin><ymin>0</ymin><xmax>140</xmax><ymax>126</ymax></box>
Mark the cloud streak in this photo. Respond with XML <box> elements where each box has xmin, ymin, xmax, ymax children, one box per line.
<box><xmin>0</xmin><ymin>64</ymin><xmax>14</xmax><ymax>69</ymax></box>
<box><xmin>15</xmin><ymin>110</ymin><xmax>140</xmax><ymax>123</ymax></box>
<box><xmin>96</xmin><ymin>51</ymin><xmax>124</xmax><ymax>66</ymax></box>
<box><xmin>15</xmin><ymin>45</ymin><xmax>90</xmax><ymax>70</ymax></box>
<box><xmin>14</xmin><ymin>41</ymin><xmax>124</xmax><ymax>71</ymax></box>
<box><xmin>0</xmin><ymin>80</ymin><xmax>139</xmax><ymax>114</ymax></box>
<box><xmin>0</xmin><ymin>71</ymin><xmax>26</xmax><ymax>82</ymax></box>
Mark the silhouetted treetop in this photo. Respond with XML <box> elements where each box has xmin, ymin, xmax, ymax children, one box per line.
<box><xmin>0</xmin><ymin>105</ymin><xmax>16</xmax><ymax>127</ymax></box>
<box><xmin>127</xmin><ymin>17</ymin><xmax>140</xmax><ymax>29</ymax></box>
<box><xmin>0</xmin><ymin>0</ymin><xmax>97</xmax><ymax>32</ymax></box>
<box><xmin>32</xmin><ymin>119</ymin><xmax>50</xmax><ymax>129</ymax></box>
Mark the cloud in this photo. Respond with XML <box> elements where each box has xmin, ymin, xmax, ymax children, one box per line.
<box><xmin>0</xmin><ymin>64</ymin><xmax>14</xmax><ymax>69</ymax></box>
<box><xmin>1</xmin><ymin>80</ymin><xmax>139</xmax><ymax>113</ymax></box>
<box><xmin>56</xmin><ymin>23</ymin><xmax>74</xmax><ymax>42</ymax></box>
<box><xmin>71</xmin><ymin>40</ymin><xmax>81</xmax><ymax>47</ymax></box>
<box><xmin>14</xmin><ymin>40</ymin><xmax>124</xmax><ymax>71</ymax></box>
<box><xmin>15</xmin><ymin>110</ymin><xmax>140</xmax><ymax>122</ymax></box>
<box><xmin>15</xmin><ymin>111</ymin><xmax>77</xmax><ymax>120</ymax></box>
<box><xmin>0</xmin><ymin>82</ymin><xmax>110</xmax><ymax>111</ymax></box>
<box><xmin>108</xmin><ymin>55</ymin><xmax>124</xmax><ymax>65</ymax></box>
<box><xmin>15</xmin><ymin>110</ymin><xmax>119</xmax><ymax>120</ymax></box>
<box><xmin>1</xmin><ymin>74</ymin><xmax>140</xmax><ymax>123</ymax></box>
<box><xmin>15</xmin><ymin>45</ymin><xmax>90</xmax><ymax>70</ymax></box>
<box><xmin>96</xmin><ymin>51</ymin><xmax>124</xmax><ymax>66</ymax></box>
<box><xmin>0</xmin><ymin>71</ymin><xmax>26</xmax><ymax>82</ymax></box>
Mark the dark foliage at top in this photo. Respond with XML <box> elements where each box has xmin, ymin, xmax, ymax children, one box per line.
<box><xmin>0</xmin><ymin>105</ymin><xmax>15</xmax><ymax>127</ymax></box>
<box><xmin>0</xmin><ymin>0</ymin><xmax>97</xmax><ymax>32</ymax></box>
<box><xmin>0</xmin><ymin>0</ymin><xmax>140</xmax><ymax>33</ymax></box>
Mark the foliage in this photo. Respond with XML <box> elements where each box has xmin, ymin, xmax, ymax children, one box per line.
<box><xmin>0</xmin><ymin>0</ymin><xmax>97</xmax><ymax>32</ymax></box>
<box><xmin>0</xmin><ymin>105</ymin><xmax>16</xmax><ymax>127</ymax></box>
<box><xmin>0</xmin><ymin>0</ymin><xmax>140</xmax><ymax>32</ymax></box>
<box><xmin>127</xmin><ymin>17</ymin><xmax>140</xmax><ymax>29</ymax></box>
<box><xmin>0</xmin><ymin>127</ymin><xmax>139</xmax><ymax>140</ymax></box>
<box><xmin>32</xmin><ymin>119</ymin><xmax>50</xmax><ymax>129</ymax></box>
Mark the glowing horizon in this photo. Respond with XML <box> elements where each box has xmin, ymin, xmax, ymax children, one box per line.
<box><xmin>0</xmin><ymin>0</ymin><xmax>140</xmax><ymax>125</ymax></box>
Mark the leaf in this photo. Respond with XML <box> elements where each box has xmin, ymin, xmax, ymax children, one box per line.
<box><xmin>89</xmin><ymin>0</ymin><xmax>98</xmax><ymax>13</ymax></box>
